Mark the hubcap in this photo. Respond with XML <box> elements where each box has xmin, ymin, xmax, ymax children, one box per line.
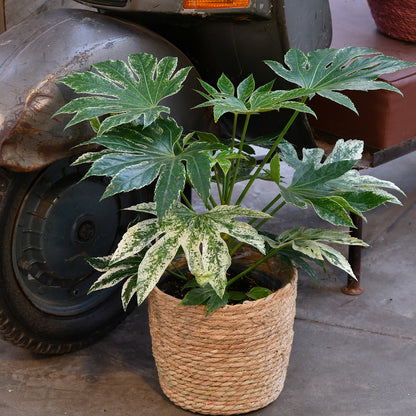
<box><xmin>12</xmin><ymin>160</ymin><xmax>139</xmax><ymax>316</ymax></box>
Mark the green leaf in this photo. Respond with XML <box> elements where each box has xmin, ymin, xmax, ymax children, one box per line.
<box><xmin>205</xmin><ymin>289</ymin><xmax>229</xmax><ymax>315</ymax></box>
<box><xmin>183</xmin><ymin>278</ymin><xmax>199</xmax><ymax>289</ymax></box>
<box><xmin>180</xmin><ymin>285</ymin><xmax>229</xmax><ymax>315</ymax></box>
<box><xmin>268</xmin><ymin>227</ymin><xmax>367</xmax><ymax>279</ymax></box>
<box><xmin>306</xmin><ymin>197</ymin><xmax>355</xmax><ymax>227</ymax></box>
<box><xmin>247</xmin><ymin>286</ymin><xmax>273</xmax><ymax>300</ymax></box>
<box><xmin>211</xmin><ymin>150</ymin><xmax>233</xmax><ymax>176</ymax></box>
<box><xmin>96</xmin><ymin>203</ymin><xmax>271</xmax><ymax>307</ymax></box>
<box><xmin>89</xmin><ymin>117</ymin><xmax>101</xmax><ymax>133</ymax></box>
<box><xmin>227</xmin><ymin>290</ymin><xmax>248</xmax><ymax>301</ymax></box>
<box><xmin>88</xmin><ymin>254</ymin><xmax>143</xmax><ymax>294</ymax></box>
<box><xmin>195</xmin><ymin>78</ymin><xmax>314</xmax><ymax>121</ymax></box>
<box><xmin>237</xmin><ymin>74</ymin><xmax>255</xmax><ymax>102</ymax></box>
<box><xmin>180</xmin><ymin>286</ymin><xmax>213</xmax><ymax>305</ymax></box>
<box><xmin>278</xmin><ymin>139</ymin><xmax>402</xmax><ymax>226</ymax></box>
<box><xmin>135</xmin><ymin>232</ymin><xmax>184</xmax><ymax>306</ymax></box>
<box><xmin>121</xmin><ymin>275</ymin><xmax>138</xmax><ymax>311</ymax></box>
<box><xmin>265</xmin><ymin>47</ymin><xmax>415</xmax><ymax>112</ymax></box>
<box><xmin>110</xmin><ymin>218</ymin><xmax>161</xmax><ymax>264</ymax></box>
<box><xmin>73</xmin><ymin>117</ymin><xmax>225</xmax><ymax>218</ymax></box>
<box><xmin>269</xmin><ymin>153</ymin><xmax>280</xmax><ymax>184</ymax></box>
<box><xmin>56</xmin><ymin>53</ymin><xmax>191</xmax><ymax>132</ymax></box>
<box><xmin>86</xmin><ymin>255</ymin><xmax>112</xmax><ymax>272</ymax></box>
<box><xmin>155</xmin><ymin>159</ymin><xmax>186</xmax><ymax>219</ymax></box>
<box><xmin>279</xmin><ymin>101</ymin><xmax>316</xmax><ymax>116</ymax></box>
<box><xmin>196</xmin><ymin>131</ymin><xmax>221</xmax><ymax>143</ymax></box>
<box><xmin>217</xmin><ymin>73</ymin><xmax>235</xmax><ymax>95</ymax></box>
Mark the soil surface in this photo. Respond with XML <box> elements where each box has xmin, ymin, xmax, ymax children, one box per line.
<box><xmin>157</xmin><ymin>265</ymin><xmax>282</xmax><ymax>304</ymax></box>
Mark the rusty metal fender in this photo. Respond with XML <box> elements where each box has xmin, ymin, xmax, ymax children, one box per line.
<box><xmin>0</xmin><ymin>9</ymin><xmax>207</xmax><ymax>172</ymax></box>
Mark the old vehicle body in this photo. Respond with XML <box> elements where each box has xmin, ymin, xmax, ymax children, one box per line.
<box><xmin>0</xmin><ymin>0</ymin><xmax>332</xmax><ymax>353</ymax></box>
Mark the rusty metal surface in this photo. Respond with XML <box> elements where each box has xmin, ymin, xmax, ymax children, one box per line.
<box><xmin>342</xmin><ymin>213</ymin><xmax>365</xmax><ymax>296</ymax></box>
<box><xmin>0</xmin><ymin>9</ymin><xmax>204</xmax><ymax>172</ymax></box>
<box><xmin>0</xmin><ymin>0</ymin><xmax>5</xmax><ymax>33</ymax></box>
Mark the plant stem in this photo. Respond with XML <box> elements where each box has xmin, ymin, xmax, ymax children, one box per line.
<box><xmin>248</xmin><ymin>193</ymin><xmax>282</xmax><ymax>226</ymax></box>
<box><xmin>214</xmin><ymin>167</ymin><xmax>224</xmax><ymax>204</ymax></box>
<box><xmin>226</xmin><ymin>244</ymin><xmax>290</xmax><ymax>288</ymax></box>
<box><xmin>166</xmin><ymin>268</ymin><xmax>187</xmax><ymax>281</ymax></box>
<box><xmin>228</xmin><ymin>193</ymin><xmax>283</xmax><ymax>254</ymax></box>
<box><xmin>230</xmin><ymin>113</ymin><xmax>238</xmax><ymax>151</ymax></box>
<box><xmin>227</xmin><ymin>113</ymin><xmax>251</xmax><ymax>204</ymax></box>
<box><xmin>255</xmin><ymin>200</ymin><xmax>286</xmax><ymax>230</ymax></box>
<box><xmin>180</xmin><ymin>190</ymin><xmax>194</xmax><ymax>210</ymax></box>
<box><xmin>223</xmin><ymin>114</ymin><xmax>239</xmax><ymax>203</ymax></box>
<box><xmin>209</xmin><ymin>195</ymin><xmax>218</xmax><ymax>208</ymax></box>
<box><xmin>235</xmin><ymin>101</ymin><xmax>306</xmax><ymax>206</ymax></box>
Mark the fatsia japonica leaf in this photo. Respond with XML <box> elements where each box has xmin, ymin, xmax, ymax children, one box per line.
<box><xmin>265</xmin><ymin>47</ymin><xmax>415</xmax><ymax>113</ymax></box>
<box><xmin>278</xmin><ymin>139</ymin><xmax>402</xmax><ymax>226</ymax></box>
<box><xmin>266</xmin><ymin>227</ymin><xmax>367</xmax><ymax>279</ymax></box>
<box><xmin>181</xmin><ymin>285</ymin><xmax>229</xmax><ymax>316</ymax></box>
<box><xmin>97</xmin><ymin>202</ymin><xmax>271</xmax><ymax>308</ymax></box>
<box><xmin>195</xmin><ymin>74</ymin><xmax>315</xmax><ymax>121</ymax></box>
<box><xmin>87</xmin><ymin>255</ymin><xmax>145</xmax><ymax>310</ymax></box>
<box><xmin>55</xmin><ymin>53</ymin><xmax>191</xmax><ymax>133</ymax></box>
<box><xmin>72</xmin><ymin>117</ymin><xmax>225</xmax><ymax>218</ymax></box>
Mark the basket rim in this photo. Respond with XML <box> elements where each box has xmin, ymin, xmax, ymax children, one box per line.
<box><xmin>151</xmin><ymin>259</ymin><xmax>297</xmax><ymax>314</ymax></box>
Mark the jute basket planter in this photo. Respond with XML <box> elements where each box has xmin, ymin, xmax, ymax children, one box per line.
<box><xmin>148</xmin><ymin>248</ymin><xmax>297</xmax><ymax>415</ymax></box>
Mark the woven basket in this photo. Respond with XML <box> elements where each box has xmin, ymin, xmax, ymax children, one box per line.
<box><xmin>148</xmin><ymin>248</ymin><xmax>297</xmax><ymax>415</ymax></box>
<box><xmin>367</xmin><ymin>0</ymin><xmax>416</xmax><ymax>42</ymax></box>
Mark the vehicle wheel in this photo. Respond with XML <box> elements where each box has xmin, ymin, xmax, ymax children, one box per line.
<box><xmin>0</xmin><ymin>159</ymin><xmax>148</xmax><ymax>354</ymax></box>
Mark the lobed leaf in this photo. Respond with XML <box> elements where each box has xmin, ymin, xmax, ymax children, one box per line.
<box><xmin>278</xmin><ymin>139</ymin><xmax>403</xmax><ymax>226</ymax></box>
<box><xmin>268</xmin><ymin>227</ymin><xmax>367</xmax><ymax>279</ymax></box>
<box><xmin>56</xmin><ymin>53</ymin><xmax>191</xmax><ymax>132</ymax></box>
<box><xmin>265</xmin><ymin>47</ymin><xmax>415</xmax><ymax>113</ymax></box>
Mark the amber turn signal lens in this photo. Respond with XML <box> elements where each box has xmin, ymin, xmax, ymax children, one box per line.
<box><xmin>183</xmin><ymin>0</ymin><xmax>249</xmax><ymax>9</ymax></box>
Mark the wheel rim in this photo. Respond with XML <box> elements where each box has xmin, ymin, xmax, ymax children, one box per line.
<box><xmin>12</xmin><ymin>160</ymin><xmax>140</xmax><ymax>316</ymax></box>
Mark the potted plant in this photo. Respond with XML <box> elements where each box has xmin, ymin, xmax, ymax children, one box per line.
<box><xmin>55</xmin><ymin>47</ymin><xmax>411</xmax><ymax>414</ymax></box>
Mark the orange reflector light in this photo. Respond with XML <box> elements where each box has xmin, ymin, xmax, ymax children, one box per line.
<box><xmin>183</xmin><ymin>0</ymin><xmax>249</xmax><ymax>9</ymax></box>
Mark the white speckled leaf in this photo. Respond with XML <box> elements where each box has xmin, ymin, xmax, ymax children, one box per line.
<box><xmin>278</xmin><ymin>139</ymin><xmax>402</xmax><ymax>226</ymax></box>
<box><xmin>135</xmin><ymin>232</ymin><xmax>185</xmax><ymax>306</ymax></box>
<box><xmin>121</xmin><ymin>275</ymin><xmax>138</xmax><ymax>311</ymax></box>
<box><xmin>56</xmin><ymin>53</ymin><xmax>191</xmax><ymax>132</ymax></box>
<box><xmin>111</xmin><ymin>218</ymin><xmax>161</xmax><ymax>264</ymax></box>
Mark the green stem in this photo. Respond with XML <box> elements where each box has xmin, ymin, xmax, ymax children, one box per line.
<box><xmin>235</xmin><ymin>100</ymin><xmax>306</xmax><ymax>206</ymax></box>
<box><xmin>230</xmin><ymin>113</ymin><xmax>238</xmax><ymax>151</ymax></box>
<box><xmin>228</xmin><ymin>193</ymin><xmax>284</xmax><ymax>255</ymax></box>
<box><xmin>227</xmin><ymin>114</ymin><xmax>251</xmax><ymax>204</ymax></box>
<box><xmin>214</xmin><ymin>167</ymin><xmax>224</xmax><ymax>205</ymax></box>
<box><xmin>254</xmin><ymin>200</ymin><xmax>286</xmax><ymax>230</ymax></box>
<box><xmin>226</xmin><ymin>244</ymin><xmax>290</xmax><ymax>288</ymax></box>
<box><xmin>248</xmin><ymin>194</ymin><xmax>282</xmax><ymax>226</ymax></box>
<box><xmin>209</xmin><ymin>195</ymin><xmax>218</xmax><ymax>208</ymax></box>
<box><xmin>166</xmin><ymin>268</ymin><xmax>187</xmax><ymax>281</ymax></box>
<box><xmin>223</xmin><ymin>114</ymin><xmax>239</xmax><ymax>203</ymax></box>
<box><xmin>180</xmin><ymin>190</ymin><xmax>194</xmax><ymax>211</ymax></box>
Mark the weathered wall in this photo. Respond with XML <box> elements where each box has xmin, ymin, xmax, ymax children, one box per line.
<box><xmin>4</xmin><ymin>0</ymin><xmax>92</xmax><ymax>30</ymax></box>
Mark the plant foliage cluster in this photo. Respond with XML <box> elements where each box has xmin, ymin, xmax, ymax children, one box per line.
<box><xmin>56</xmin><ymin>47</ymin><xmax>411</xmax><ymax>313</ymax></box>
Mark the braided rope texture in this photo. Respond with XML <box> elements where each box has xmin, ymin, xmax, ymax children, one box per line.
<box><xmin>148</xmin><ymin>250</ymin><xmax>297</xmax><ymax>415</ymax></box>
<box><xmin>368</xmin><ymin>0</ymin><xmax>416</xmax><ymax>42</ymax></box>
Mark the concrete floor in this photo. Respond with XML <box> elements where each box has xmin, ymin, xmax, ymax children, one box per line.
<box><xmin>0</xmin><ymin>152</ymin><xmax>415</xmax><ymax>416</ymax></box>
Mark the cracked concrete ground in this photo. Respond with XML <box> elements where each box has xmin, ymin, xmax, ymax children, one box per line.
<box><xmin>0</xmin><ymin>152</ymin><xmax>415</xmax><ymax>415</ymax></box>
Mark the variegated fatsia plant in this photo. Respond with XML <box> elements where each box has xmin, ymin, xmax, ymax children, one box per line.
<box><xmin>56</xmin><ymin>48</ymin><xmax>412</xmax><ymax>314</ymax></box>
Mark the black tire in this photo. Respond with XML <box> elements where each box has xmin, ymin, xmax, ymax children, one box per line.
<box><xmin>0</xmin><ymin>159</ymin><xmax>147</xmax><ymax>354</ymax></box>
